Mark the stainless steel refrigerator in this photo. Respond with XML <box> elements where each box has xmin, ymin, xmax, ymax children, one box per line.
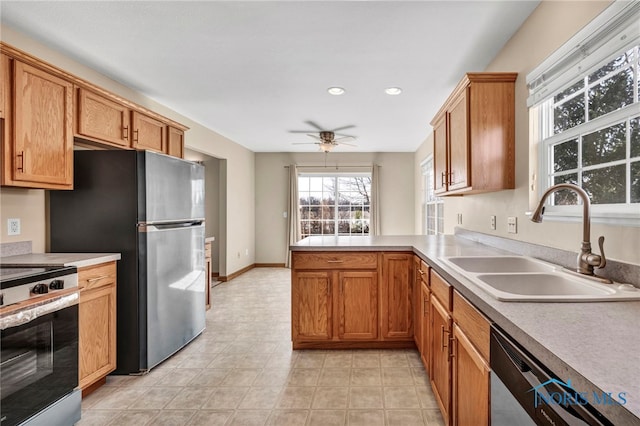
<box><xmin>50</xmin><ymin>150</ymin><xmax>206</xmax><ymax>374</ymax></box>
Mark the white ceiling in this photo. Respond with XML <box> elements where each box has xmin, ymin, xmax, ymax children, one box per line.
<box><xmin>1</xmin><ymin>1</ymin><xmax>539</xmax><ymax>153</ymax></box>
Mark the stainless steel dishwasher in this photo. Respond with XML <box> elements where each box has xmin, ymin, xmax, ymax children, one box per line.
<box><xmin>490</xmin><ymin>325</ymin><xmax>615</xmax><ymax>426</ymax></box>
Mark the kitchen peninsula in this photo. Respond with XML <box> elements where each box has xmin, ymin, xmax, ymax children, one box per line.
<box><xmin>290</xmin><ymin>234</ymin><xmax>640</xmax><ymax>425</ymax></box>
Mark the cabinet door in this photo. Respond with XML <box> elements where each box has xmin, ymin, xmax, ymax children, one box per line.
<box><xmin>12</xmin><ymin>61</ymin><xmax>73</xmax><ymax>188</ymax></box>
<box><xmin>79</xmin><ymin>283</ymin><xmax>117</xmax><ymax>391</ymax></box>
<box><xmin>413</xmin><ymin>257</ymin><xmax>422</xmax><ymax>351</ymax></box>
<box><xmin>433</xmin><ymin>114</ymin><xmax>448</xmax><ymax>194</ymax></box>
<box><xmin>132</xmin><ymin>110</ymin><xmax>166</xmax><ymax>153</ymax></box>
<box><xmin>292</xmin><ymin>271</ymin><xmax>332</xmax><ymax>341</ymax></box>
<box><xmin>431</xmin><ymin>296</ymin><xmax>452</xmax><ymax>426</ymax></box>
<box><xmin>381</xmin><ymin>253</ymin><xmax>413</xmax><ymax>339</ymax></box>
<box><xmin>0</xmin><ymin>54</ymin><xmax>9</xmax><ymax>119</ymax></box>
<box><xmin>338</xmin><ymin>271</ymin><xmax>378</xmax><ymax>340</ymax></box>
<box><xmin>452</xmin><ymin>324</ymin><xmax>489</xmax><ymax>426</ymax></box>
<box><xmin>77</xmin><ymin>88</ymin><xmax>130</xmax><ymax>147</ymax></box>
<box><xmin>420</xmin><ymin>282</ymin><xmax>430</xmax><ymax>376</ymax></box>
<box><xmin>167</xmin><ymin>126</ymin><xmax>184</xmax><ymax>158</ymax></box>
<box><xmin>447</xmin><ymin>88</ymin><xmax>470</xmax><ymax>191</ymax></box>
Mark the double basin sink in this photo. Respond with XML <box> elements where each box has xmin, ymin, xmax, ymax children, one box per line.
<box><xmin>439</xmin><ymin>256</ymin><xmax>640</xmax><ymax>302</ymax></box>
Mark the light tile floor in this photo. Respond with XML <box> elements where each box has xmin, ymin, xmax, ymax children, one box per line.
<box><xmin>78</xmin><ymin>268</ymin><xmax>445</xmax><ymax>426</ymax></box>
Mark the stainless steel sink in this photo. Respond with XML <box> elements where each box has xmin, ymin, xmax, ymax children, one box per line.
<box><xmin>439</xmin><ymin>256</ymin><xmax>640</xmax><ymax>302</ymax></box>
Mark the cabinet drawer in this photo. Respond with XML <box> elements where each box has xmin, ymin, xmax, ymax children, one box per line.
<box><xmin>292</xmin><ymin>252</ymin><xmax>378</xmax><ymax>270</ymax></box>
<box><xmin>430</xmin><ymin>269</ymin><xmax>452</xmax><ymax>311</ymax></box>
<box><xmin>78</xmin><ymin>262</ymin><xmax>117</xmax><ymax>291</ymax></box>
<box><xmin>453</xmin><ymin>291</ymin><xmax>490</xmax><ymax>361</ymax></box>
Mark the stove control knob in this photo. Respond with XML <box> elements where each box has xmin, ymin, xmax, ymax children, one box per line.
<box><xmin>49</xmin><ymin>279</ymin><xmax>65</xmax><ymax>290</ymax></box>
<box><xmin>31</xmin><ymin>283</ymin><xmax>49</xmax><ymax>294</ymax></box>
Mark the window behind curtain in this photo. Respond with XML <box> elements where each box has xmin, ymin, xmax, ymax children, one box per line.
<box><xmin>298</xmin><ymin>174</ymin><xmax>371</xmax><ymax>238</ymax></box>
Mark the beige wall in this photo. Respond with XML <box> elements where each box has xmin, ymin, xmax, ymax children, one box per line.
<box><xmin>255</xmin><ymin>152</ymin><xmax>415</xmax><ymax>264</ymax></box>
<box><xmin>414</xmin><ymin>1</ymin><xmax>640</xmax><ymax>265</ymax></box>
<box><xmin>0</xmin><ymin>26</ymin><xmax>255</xmax><ymax>276</ymax></box>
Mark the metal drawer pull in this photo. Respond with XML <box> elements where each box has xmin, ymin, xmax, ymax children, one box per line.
<box><xmin>449</xmin><ymin>336</ymin><xmax>456</xmax><ymax>358</ymax></box>
<box><xmin>441</xmin><ymin>325</ymin><xmax>450</xmax><ymax>351</ymax></box>
<box><xmin>133</xmin><ymin>129</ymin><xmax>139</xmax><ymax>142</ymax></box>
<box><xmin>326</xmin><ymin>260</ymin><xmax>344</xmax><ymax>263</ymax></box>
<box><xmin>87</xmin><ymin>275</ymin><xmax>110</xmax><ymax>283</ymax></box>
<box><xmin>123</xmin><ymin>125</ymin><xmax>129</xmax><ymax>140</ymax></box>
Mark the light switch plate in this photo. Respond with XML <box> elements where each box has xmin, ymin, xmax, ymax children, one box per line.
<box><xmin>507</xmin><ymin>217</ymin><xmax>517</xmax><ymax>234</ymax></box>
<box><xmin>490</xmin><ymin>216</ymin><xmax>496</xmax><ymax>230</ymax></box>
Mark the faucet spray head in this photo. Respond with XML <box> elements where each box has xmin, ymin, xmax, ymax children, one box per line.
<box><xmin>530</xmin><ymin>205</ymin><xmax>545</xmax><ymax>223</ymax></box>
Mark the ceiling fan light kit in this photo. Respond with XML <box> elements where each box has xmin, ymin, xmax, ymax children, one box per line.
<box><xmin>384</xmin><ymin>87</ymin><xmax>403</xmax><ymax>95</ymax></box>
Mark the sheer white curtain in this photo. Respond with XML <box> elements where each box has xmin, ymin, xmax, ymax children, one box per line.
<box><xmin>285</xmin><ymin>165</ymin><xmax>301</xmax><ymax>268</ymax></box>
<box><xmin>370</xmin><ymin>164</ymin><xmax>381</xmax><ymax>236</ymax></box>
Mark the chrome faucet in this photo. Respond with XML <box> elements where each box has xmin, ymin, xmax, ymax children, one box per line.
<box><xmin>531</xmin><ymin>183</ymin><xmax>610</xmax><ymax>282</ymax></box>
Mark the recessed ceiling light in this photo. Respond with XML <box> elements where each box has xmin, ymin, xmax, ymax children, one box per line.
<box><xmin>327</xmin><ymin>87</ymin><xmax>345</xmax><ymax>95</ymax></box>
<box><xmin>385</xmin><ymin>87</ymin><xmax>403</xmax><ymax>95</ymax></box>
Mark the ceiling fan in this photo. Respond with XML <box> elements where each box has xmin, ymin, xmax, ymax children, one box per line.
<box><xmin>290</xmin><ymin>121</ymin><xmax>358</xmax><ymax>152</ymax></box>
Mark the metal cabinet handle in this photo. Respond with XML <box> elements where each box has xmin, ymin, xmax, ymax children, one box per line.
<box><xmin>441</xmin><ymin>325</ymin><xmax>450</xmax><ymax>351</ymax></box>
<box><xmin>441</xmin><ymin>172</ymin><xmax>446</xmax><ymax>186</ymax></box>
<box><xmin>123</xmin><ymin>125</ymin><xmax>129</xmax><ymax>140</ymax></box>
<box><xmin>423</xmin><ymin>297</ymin><xmax>428</xmax><ymax>316</ymax></box>
<box><xmin>133</xmin><ymin>129</ymin><xmax>139</xmax><ymax>142</ymax></box>
<box><xmin>16</xmin><ymin>151</ymin><xmax>24</xmax><ymax>172</ymax></box>
<box><xmin>87</xmin><ymin>275</ymin><xmax>110</xmax><ymax>283</ymax></box>
<box><xmin>327</xmin><ymin>260</ymin><xmax>344</xmax><ymax>263</ymax></box>
<box><xmin>449</xmin><ymin>336</ymin><xmax>456</xmax><ymax>358</ymax></box>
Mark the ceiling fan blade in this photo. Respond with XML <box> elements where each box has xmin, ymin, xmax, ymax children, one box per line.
<box><xmin>305</xmin><ymin>120</ymin><xmax>325</xmax><ymax>131</ymax></box>
<box><xmin>292</xmin><ymin>142</ymin><xmax>319</xmax><ymax>145</ymax></box>
<box><xmin>334</xmin><ymin>135</ymin><xmax>356</xmax><ymax>142</ymax></box>
<box><xmin>306</xmin><ymin>134</ymin><xmax>321</xmax><ymax>140</ymax></box>
<box><xmin>338</xmin><ymin>142</ymin><xmax>358</xmax><ymax>147</ymax></box>
<box><xmin>334</xmin><ymin>133</ymin><xmax>356</xmax><ymax>138</ymax></box>
<box><xmin>330</xmin><ymin>125</ymin><xmax>355</xmax><ymax>132</ymax></box>
<box><xmin>289</xmin><ymin>130</ymin><xmax>315</xmax><ymax>134</ymax></box>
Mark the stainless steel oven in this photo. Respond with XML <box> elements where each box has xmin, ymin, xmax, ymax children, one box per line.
<box><xmin>0</xmin><ymin>266</ymin><xmax>81</xmax><ymax>426</ymax></box>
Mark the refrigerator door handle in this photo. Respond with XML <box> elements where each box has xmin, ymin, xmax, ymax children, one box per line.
<box><xmin>139</xmin><ymin>222</ymin><xmax>204</xmax><ymax>232</ymax></box>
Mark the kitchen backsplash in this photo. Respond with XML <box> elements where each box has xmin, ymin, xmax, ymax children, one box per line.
<box><xmin>456</xmin><ymin>228</ymin><xmax>640</xmax><ymax>288</ymax></box>
<box><xmin>0</xmin><ymin>241</ymin><xmax>32</xmax><ymax>257</ymax></box>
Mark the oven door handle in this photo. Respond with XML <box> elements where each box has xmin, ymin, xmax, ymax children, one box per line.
<box><xmin>0</xmin><ymin>292</ymin><xmax>79</xmax><ymax>330</ymax></box>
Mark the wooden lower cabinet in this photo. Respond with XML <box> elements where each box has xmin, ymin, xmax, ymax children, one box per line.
<box><xmin>420</xmin><ymin>280</ymin><xmax>431</xmax><ymax>375</ymax></box>
<box><xmin>413</xmin><ymin>256</ymin><xmax>422</xmax><ymax>351</ymax></box>
<box><xmin>452</xmin><ymin>324</ymin><xmax>490</xmax><ymax>426</ymax></box>
<box><xmin>430</xmin><ymin>295</ymin><xmax>452</xmax><ymax>425</ymax></box>
<box><xmin>338</xmin><ymin>271</ymin><xmax>378</xmax><ymax>340</ymax></box>
<box><xmin>78</xmin><ymin>261</ymin><xmax>117</xmax><ymax>396</ymax></box>
<box><xmin>381</xmin><ymin>253</ymin><xmax>413</xmax><ymax>339</ymax></box>
<box><xmin>292</xmin><ymin>271</ymin><xmax>333</xmax><ymax>342</ymax></box>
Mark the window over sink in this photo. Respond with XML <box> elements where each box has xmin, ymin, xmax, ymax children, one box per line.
<box><xmin>528</xmin><ymin>1</ymin><xmax>640</xmax><ymax>226</ymax></box>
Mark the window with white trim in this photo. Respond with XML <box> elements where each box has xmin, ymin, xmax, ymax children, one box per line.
<box><xmin>298</xmin><ymin>174</ymin><xmax>371</xmax><ymax>238</ymax></box>
<box><xmin>528</xmin><ymin>1</ymin><xmax>640</xmax><ymax>225</ymax></box>
<box><xmin>421</xmin><ymin>157</ymin><xmax>444</xmax><ymax>235</ymax></box>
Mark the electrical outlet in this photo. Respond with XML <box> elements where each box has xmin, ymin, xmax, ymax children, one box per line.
<box><xmin>457</xmin><ymin>213</ymin><xmax>463</xmax><ymax>225</ymax></box>
<box><xmin>245</xmin><ymin>249</ymin><xmax>249</xmax><ymax>256</ymax></box>
<box><xmin>7</xmin><ymin>218</ymin><xmax>20</xmax><ymax>236</ymax></box>
<box><xmin>507</xmin><ymin>217</ymin><xmax>518</xmax><ymax>234</ymax></box>
<box><xmin>490</xmin><ymin>215</ymin><xmax>496</xmax><ymax>230</ymax></box>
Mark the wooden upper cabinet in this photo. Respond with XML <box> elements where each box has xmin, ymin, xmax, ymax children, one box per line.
<box><xmin>76</xmin><ymin>88</ymin><xmax>130</xmax><ymax>148</ymax></box>
<box><xmin>131</xmin><ymin>110</ymin><xmax>166</xmax><ymax>153</ymax></box>
<box><xmin>447</xmin><ymin>89</ymin><xmax>469</xmax><ymax>192</ymax></box>
<box><xmin>8</xmin><ymin>61</ymin><xmax>73</xmax><ymax>189</ymax></box>
<box><xmin>381</xmin><ymin>253</ymin><xmax>413</xmax><ymax>339</ymax></box>
<box><xmin>431</xmin><ymin>72</ymin><xmax>517</xmax><ymax>196</ymax></box>
<box><xmin>433</xmin><ymin>115</ymin><xmax>448</xmax><ymax>194</ymax></box>
<box><xmin>337</xmin><ymin>271</ymin><xmax>378</xmax><ymax>340</ymax></box>
<box><xmin>0</xmin><ymin>54</ymin><xmax>9</xmax><ymax>119</ymax></box>
<box><xmin>166</xmin><ymin>126</ymin><xmax>184</xmax><ymax>158</ymax></box>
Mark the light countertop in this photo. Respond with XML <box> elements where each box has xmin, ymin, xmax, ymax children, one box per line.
<box><xmin>291</xmin><ymin>235</ymin><xmax>640</xmax><ymax>425</ymax></box>
<box><xmin>1</xmin><ymin>253</ymin><xmax>121</xmax><ymax>269</ymax></box>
